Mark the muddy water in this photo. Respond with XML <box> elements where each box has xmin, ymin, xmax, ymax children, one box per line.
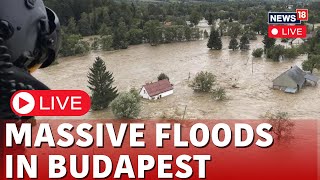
<box><xmin>33</xmin><ymin>36</ymin><xmax>320</xmax><ymax>119</ymax></box>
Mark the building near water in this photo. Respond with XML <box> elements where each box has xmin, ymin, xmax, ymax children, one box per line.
<box><xmin>139</xmin><ymin>79</ymin><xmax>174</xmax><ymax>100</ymax></box>
<box><xmin>272</xmin><ymin>66</ymin><xmax>319</xmax><ymax>93</ymax></box>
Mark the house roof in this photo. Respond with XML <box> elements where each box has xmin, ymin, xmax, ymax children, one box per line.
<box><xmin>274</xmin><ymin>66</ymin><xmax>306</xmax><ymax>87</ymax></box>
<box><xmin>286</xmin><ymin>66</ymin><xmax>306</xmax><ymax>87</ymax></box>
<box><xmin>142</xmin><ymin>79</ymin><xmax>173</xmax><ymax>97</ymax></box>
<box><xmin>305</xmin><ymin>73</ymin><xmax>319</xmax><ymax>82</ymax></box>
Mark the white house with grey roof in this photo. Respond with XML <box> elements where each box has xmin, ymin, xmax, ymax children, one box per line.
<box><xmin>273</xmin><ymin>66</ymin><xmax>319</xmax><ymax>93</ymax></box>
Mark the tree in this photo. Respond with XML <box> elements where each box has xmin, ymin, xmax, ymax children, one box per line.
<box><xmin>59</xmin><ymin>31</ymin><xmax>89</xmax><ymax>57</ymax></box>
<box><xmin>185</xmin><ymin>26</ymin><xmax>192</xmax><ymax>41</ymax></box>
<box><xmin>74</xmin><ymin>41</ymin><xmax>90</xmax><ymax>55</ymax></box>
<box><xmin>66</xmin><ymin>17</ymin><xmax>78</xmax><ymax>34</ymax></box>
<box><xmin>158</xmin><ymin>73</ymin><xmax>169</xmax><ymax>81</ymax></box>
<box><xmin>212</xmin><ymin>87</ymin><xmax>227</xmax><ymax>101</ymax></box>
<box><xmin>98</xmin><ymin>23</ymin><xmax>112</xmax><ymax>37</ymax></box>
<box><xmin>113</xmin><ymin>19</ymin><xmax>129</xmax><ymax>49</ymax></box>
<box><xmin>207</xmin><ymin>28</ymin><xmax>222</xmax><ymax>50</ymax></box>
<box><xmin>191</xmin><ymin>71</ymin><xmax>216</xmax><ymax>92</ymax></box>
<box><xmin>91</xmin><ymin>37</ymin><xmax>100</xmax><ymax>50</ymax></box>
<box><xmin>190</xmin><ymin>10</ymin><xmax>201</xmax><ymax>26</ymax></box>
<box><xmin>252</xmin><ymin>48</ymin><xmax>264</xmax><ymax>58</ymax></box>
<box><xmin>302</xmin><ymin>55</ymin><xmax>320</xmax><ymax>73</ymax></box>
<box><xmin>144</xmin><ymin>20</ymin><xmax>162</xmax><ymax>46</ymax></box>
<box><xmin>100</xmin><ymin>35</ymin><xmax>113</xmax><ymax>51</ymax></box>
<box><xmin>228</xmin><ymin>37</ymin><xmax>239</xmax><ymax>51</ymax></box>
<box><xmin>78</xmin><ymin>12</ymin><xmax>93</xmax><ymax>36</ymax></box>
<box><xmin>218</xmin><ymin>20</ymin><xmax>228</xmax><ymax>36</ymax></box>
<box><xmin>227</xmin><ymin>22</ymin><xmax>242</xmax><ymax>38</ymax></box>
<box><xmin>88</xmin><ymin>57</ymin><xmax>118</xmax><ymax>111</ymax></box>
<box><xmin>263</xmin><ymin>34</ymin><xmax>276</xmax><ymax>52</ymax></box>
<box><xmin>266</xmin><ymin>45</ymin><xmax>285</xmax><ymax>61</ymax></box>
<box><xmin>239</xmin><ymin>35</ymin><xmax>250</xmax><ymax>50</ymax></box>
<box><xmin>111</xmin><ymin>90</ymin><xmax>141</xmax><ymax>119</ymax></box>
<box><xmin>127</xmin><ymin>28</ymin><xmax>143</xmax><ymax>45</ymax></box>
<box><xmin>263</xmin><ymin>111</ymin><xmax>295</xmax><ymax>141</ymax></box>
<box><xmin>284</xmin><ymin>48</ymin><xmax>300</xmax><ymax>59</ymax></box>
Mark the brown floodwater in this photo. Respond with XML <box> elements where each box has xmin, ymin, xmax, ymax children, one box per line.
<box><xmin>33</xmin><ymin>35</ymin><xmax>320</xmax><ymax>120</ymax></box>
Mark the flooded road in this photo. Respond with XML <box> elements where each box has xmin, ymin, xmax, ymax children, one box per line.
<box><xmin>33</xmin><ymin>35</ymin><xmax>320</xmax><ymax>119</ymax></box>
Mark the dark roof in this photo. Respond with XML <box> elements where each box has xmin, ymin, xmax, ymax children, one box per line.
<box><xmin>286</xmin><ymin>66</ymin><xmax>306</xmax><ymax>87</ymax></box>
<box><xmin>273</xmin><ymin>66</ymin><xmax>306</xmax><ymax>87</ymax></box>
<box><xmin>143</xmin><ymin>79</ymin><xmax>173</xmax><ymax>97</ymax></box>
<box><xmin>305</xmin><ymin>73</ymin><xmax>319</xmax><ymax>82</ymax></box>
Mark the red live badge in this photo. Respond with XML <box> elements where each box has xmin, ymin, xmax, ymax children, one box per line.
<box><xmin>268</xmin><ymin>25</ymin><xmax>307</xmax><ymax>38</ymax></box>
<box><xmin>10</xmin><ymin>90</ymin><xmax>91</xmax><ymax>116</ymax></box>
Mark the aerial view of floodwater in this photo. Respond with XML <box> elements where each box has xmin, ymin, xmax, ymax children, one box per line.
<box><xmin>34</xmin><ymin>27</ymin><xmax>319</xmax><ymax>120</ymax></box>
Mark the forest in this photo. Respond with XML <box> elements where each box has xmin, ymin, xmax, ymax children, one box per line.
<box><xmin>43</xmin><ymin>0</ymin><xmax>320</xmax><ymax>57</ymax></box>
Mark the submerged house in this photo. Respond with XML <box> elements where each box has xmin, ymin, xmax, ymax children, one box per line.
<box><xmin>272</xmin><ymin>66</ymin><xmax>319</xmax><ymax>93</ymax></box>
<box><xmin>139</xmin><ymin>79</ymin><xmax>174</xmax><ymax>100</ymax></box>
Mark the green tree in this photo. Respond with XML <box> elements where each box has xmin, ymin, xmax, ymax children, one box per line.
<box><xmin>212</xmin><ymin>87</ymin><xmax>227</xmax><ymax>101</ymax></box>
<box><xmin>218</xmin><ymin>20</ymin><xmax>228</xmax><ymax>36</ymax></box>
<box><xmin>185</xmin><ymin>26</ymin><xmax>192</xmax><ymax>41</ymax></box>
<box><xmin>239</xmin><ymin>35</ymin><xmax>250</xmax><ymax>51</ymax></box>
<box><xmin>74</xmin><ymin>41</ymin><xmax>90</xmax><ymax>55</ymax></box>
<box><xmin>266</xmin><ymin>45</ymin><xmax>285</xmax><ymax>61</ymax></box>
<box><xmin>207</xmin><ymin>28</ymin><xmax>222</xmax><ymax>50</ymax></box>
<box><xmin>91</xmin><ymin>37</ymin><xmax>100</xmax><ymax>50</ymax></box>
<box><xmin>191</xmin><ymin>71</ymin><xmax>216</xmax><ymax>92</ymax></box>
<box><xmin>111</xmin><ymin>90</ymin><xmax>141</xmax><ymax>119</ymax></box>
<box><xmin>190</xmin><ymin>10</ymin><xmax>201</xmax><ymax>26</ymax></box>
<box><xmin>144</xmin><ymin>20</ymin><xmax>162</xmax><ymax>46</ymax></box>
<box><xmin>66</xmin><ymin>17</ymin><xmax>78</xmax><ymax>34</ymax></box>
<box><xmin>78</xmin><ymin>12</ymin><xmax>93</xmax><ymax>36</ymax></box>
<box><xmin>302</xmin><ymin>55</ymin><xmax>320</xmax><ymax>73</ymax></box>
<box><xmin>158</xmin><ymin>73</ymin><xmax>170</xmax><ymax>81</ymax></box>
<box><xmin>100</xmin><ymin>35</ymin><xmax>113</xmax><ymax>51</ymax></box>
<box><xmin>284</xmin><ymin>48</ymin><xmax>300</xmax><ymax>59</ymax></box>
<box><xmin>113</xmin><ymin>19</ymin><xmax>129</xmax><ymax>49</ymax></box>
<box><xmin>59</xmin><ymin>31</ymin><xmax>88</xmax><ymax>57</ymax></box>
<box><xmin>88</xmin><ymin>57</ymin><xmax>118</xmax><ymax>111</ymax></box>
<box><xmin>98</xmin><ymin>23</ymin><xmax>112</xmax><ymax>37</ymax></box>
<box><xmin>263</xmin><ymin>34</ymin><xmax>276</xmax><ymax>52</ymax></box>
<box><xmin>252</xmin><ymin>48</ymin><xmax>264</xmax><ymax>58</ymax></box>
<box><xmin>127</xmin><ymin>28</ymin><xmax>144</xmax><ymax>45</ymax></box>
<box><xmin>228</xmin><ymin>37</ymin><xmax>239</xmax><ymax>51</ymax></box>
<box><xmin>227</xmin><ymin>22</ymin><xmax>242</xmax><ymax>38</ymax></box>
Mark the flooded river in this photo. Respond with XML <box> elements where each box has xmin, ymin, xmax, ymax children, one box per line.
<box><xmin>33</xmin><ymin>35</ymin><xmax>320</xmax><ymax>119</ymax></box>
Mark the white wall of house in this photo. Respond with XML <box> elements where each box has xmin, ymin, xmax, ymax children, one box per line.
<box><xmin>151</xmin><ymin>89</ymin><xmax>174</xmax><ymax>100</ymax></box>
<box><xmin>139</xmin><ymin>87</ymin><xmax>151</xmax><ymax>99</ymax></box>
<box><xmin>139</xmin><ymin>88</ymin><xmax>173</xmax><ymax>100</ymax></box>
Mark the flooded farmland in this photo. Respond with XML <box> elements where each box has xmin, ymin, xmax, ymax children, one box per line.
<box><xmin>33</xmin><ymin>35</ymin><xmax>320</xmax><ymax>119</ymax></box>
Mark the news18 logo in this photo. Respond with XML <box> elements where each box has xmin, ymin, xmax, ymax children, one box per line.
<box><xmin>268</xmin><ymin>9</ymin><xmax>308</xmax><ymax>38</ymax></box>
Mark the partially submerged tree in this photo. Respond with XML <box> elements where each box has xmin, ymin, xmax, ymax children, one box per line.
<box><xmin>207</xmin><ymin>28</ymin><xmax>222</xmax><ymax>50</ymax></box>
<box><xmin>212</xmin><ymin>87</ymin><xmax>227</xmax><ymax>101</ymax></box>
<box><xmin>191</xmin><ymin>71</ymin><xmax>216</xmax><ymax>92</ymax></box>
<box><xmin>302</xmin><ymin>55</ymin><xmax>320</xmax><ymax>73</ymax></box>
<box><xmin>111</xmin><ymin>89</ymin><xmax>141</xmax><ymax>119</ymax></box>
<box><xmin>263</xmin><ymin>34</ymin><xmax>276</xmax><ymax>52</ymax></box>
<box><xmin>88</xmin><ymin>57</ymin><xmax>118</xmax><ymax>111</ymax></box>
<box><xmin>158</xmin><ymin>73</ymin><xmax>170</xmax><ymax>81</ymax></box>
<box><xmin>239</xmin><ymin>35</ymin><xmax>250</xmax><ymax>50</ymax></box>
<box><xmin>266</xmin><ymin>45</ymin><xmax>285</xmax><ymax>61</ymax></box>
<box><xmin>228</xmin><ymin>37</ymin><xmax>239</xmax><ymax>51</ymax></box>
<box><xmin>252</xmin><ymin>48</ymin><xmax>264</xmax><ymax>58</ymax></box>
<box><xmin>263</xmin><ymin>111</ymin><xmax>295</xmax><ymax>141</ymax></box>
